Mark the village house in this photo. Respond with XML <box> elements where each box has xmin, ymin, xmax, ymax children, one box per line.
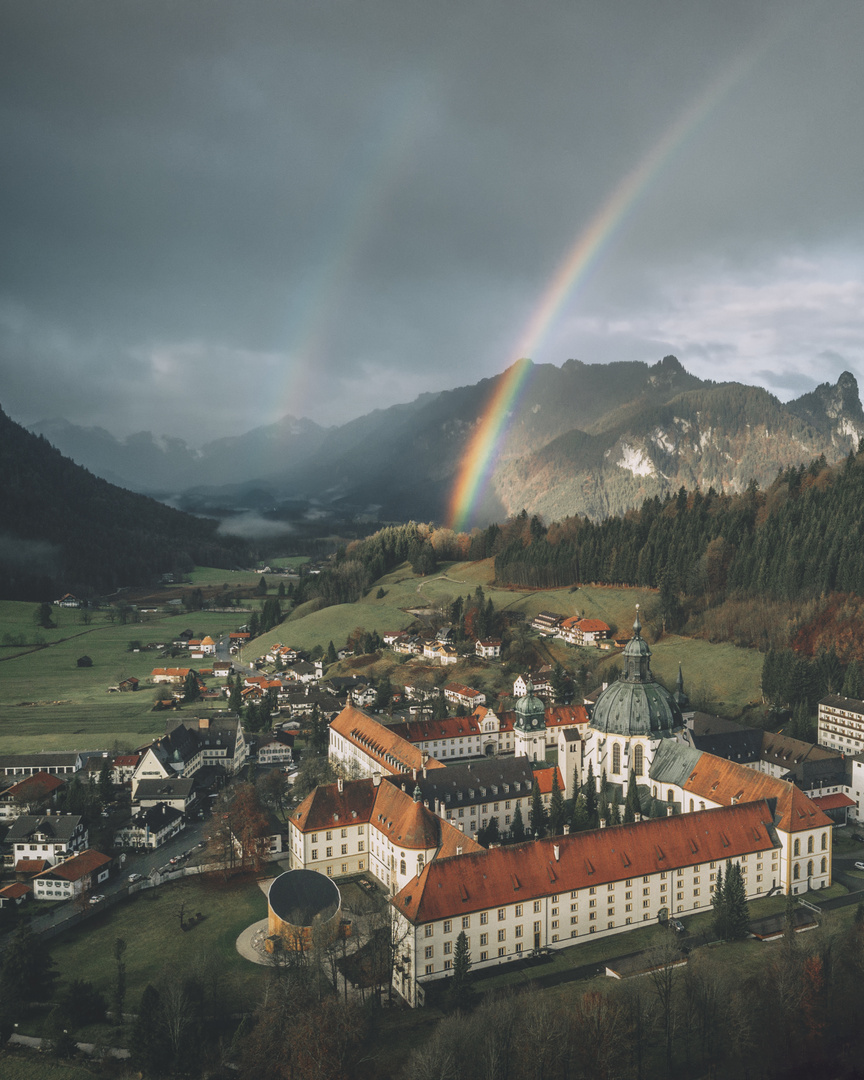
<box><xmin>0</xmin><ymin>772</ymin><xmax>65</xmax><ymax>821</ymax></box>
<box><xmin>257</xmin><ymin>731</ymin><xmax>295</xmax><ymax>767</ymax></box>
<box><xmin>133</xmin><ymin>777</ymin><xmax>197</xmax><ymax>815</ymax></box>
<box><xmin>0</xmin><ymin>882</ymin><xmax>31</xmax><ymax>909</ymax></box>
<box><xmin>474</xmin><ymin>638</ymin><xmax>502</xmax><ymax>659</ymax></box>
<box><xmin>531</xmin><ymin>611</ymin><xmax>564</xmax><ymax>635</ymax></box>
<box><xmin>115</xmin><ymin>802</ymin><xmax>186</xmax><ymax>849</ymax></box>
<box><xmin>31</xmin><ymin>849</ymin><xmax>112</xmax><ymax>901</ymax></box>
<box><xmin>5</xmin><ymin>813</ymin><xmax>88</xmax><ymax>869</ymax></box>
<box><xmin>443</xmin><ymin>683</ymin><xmax>486</xmax><ymax>710</ymax></box>
<box><xmin>556</xmin><ymin>616</ymin><xmax>611</xmax><ymax>647</ymax></box>
<box><xmin>131</xmin><ymin>716</ymin><xmax>247</xmax><ymax>795</ymax></box>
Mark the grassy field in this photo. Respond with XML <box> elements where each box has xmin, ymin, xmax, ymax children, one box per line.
<box><xmin>0</xmin><ymin>602</ymin><xmax>250</xmax><ymax>755</ymax></box>
<box><xmin>0</xmin><ymin>558</ymin><xmax>765</xmax><ymax>757</ymax></box>
<box><xmin>0</xmin><ymin>1055</ymin><xmax>100</xmax><ymax>1080</ymax></box>
<box><xmin>44</xmin><ymin>874</ymin><xmax>269</xmax><ymax>1014</ymax></box>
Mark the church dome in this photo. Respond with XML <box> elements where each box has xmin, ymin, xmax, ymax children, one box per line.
<box><xmin>514</xmin><ymin>679</ymin><xmax>546</xmax><ymax>731</ymax></box>
<box><xmin>589</xmin><ymin>608</ymin><xmax>683</xmax><ymax>738</ymax></box>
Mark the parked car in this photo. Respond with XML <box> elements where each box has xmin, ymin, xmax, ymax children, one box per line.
<box><xmin>854</xmin><ymin>861</ymin><xmax>864</xmax><ymax>870</ymax></box>
<box><xmin>128</xmin><ymin>873</ymin><xmax>144</xmax><ymax>883</ymax></box>
<box><xmin>670</xmin><ymin>919</ymin><xmax>686</xmax><ymax>934</ymax></box>
<box><xmin>89</xmin><ymin>894</ymin><xmax>105</xmax><ymax>905</ymax></box>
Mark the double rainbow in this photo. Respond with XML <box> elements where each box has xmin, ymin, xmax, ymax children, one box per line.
<box><xmin>447</xmin><ymin>51</ymin><xmax>761</xmax><ymax>533</ymax></box>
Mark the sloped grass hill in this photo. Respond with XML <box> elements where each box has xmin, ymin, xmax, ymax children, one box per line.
<box><xmin>0</xmin><ymin>405</ymin><xmax>249</xmax><ymax>599</ymax></box>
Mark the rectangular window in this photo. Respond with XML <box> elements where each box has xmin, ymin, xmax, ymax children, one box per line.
<box><xmin>625</xmin><ymin>891</ymin><xmax>632</xmax><ymax>900</ymax></box>
<box><xmin>480</xmin><ymin>912</ymin><xmax>488</xmax><ymax>924</ymax></box>
<box><xmin>425</xmin><ymin>964</ymin><xmax>434</xmax><ymax>974</ymax></box>
<box><xmin>643</xmin><ymin>888</ymin><xmax>650</xmax><ymax>896</ymax></box>
<box><xmin>498</xmin><ymin>947</ymin><xmax>506</xmax><ymax>956</ymax></box>
<box><xmin>341</xmin><ymin>844</ymin><xmax>347</xmax><ymax>855</ymax></box>
<box><xmin>533</xmin><ymin>920</ymin><xmax>541</xmax><ymax>932</ymax></box>
<box><xmin>443</xmin><ymin>941</ymin><xmax>452</xmax><ymax>955</ymax></box>
<box><xmin>498</xmin><ymin>908</ymin><xmax>506</xmax><ymax>921</ymax></box>
<box><xmin>625</xmin><ymin>904</ymin><xmax>632</xmax><ymax>912</ymax></box>
<box><xmin>498</xmin><ymin>929</ymin><xmax>506</xmax><ymax>941</ymax></box>
<box><xmin>311</xmin><ymin>834</ymin><xmax>318</xmax><ymax>843</ymax></box>
<box><xmin>515</xmin><ymin>943</ymin><xmax>523</xmax><ymax>953</ymax></box>
<box><xmin>589</xmin><ymin>887</ymin><xmax>596</xmax><ymax>895</ymax></box>
<box><xmin>515</xmin><ymin>925</ymin><xmax>523</xmax><ymax>937</ymax></box>
<box><xmin>326</xmin><ymin>846</ymin><xmax>332</xmax><ymax>857</ymax></box>
<box><xmin>341</xmin><ymin>828</ymin><xmax>347</xmax><ymax>838</ymax></box>
<box><xmin>480</xmin><ymin>951</ymin><xmax>488</xmax><ymax>961</ymax></box>
<box><xmin>677</xmin><ymin>892</ymin><xmax>683</xmax><ymax>901</ymax></box>
<box><xmin>643</xmin><ymin>900</ymin><xmax>650</xmax><ymax>908</ymax></box>
<box><xmin>589</xmin><ymin>912</ymin><xmax>596</xmax><ymax>920</ymax></box>
<box><xmin>571</xmin><ymin>916</ymin><xmax>578</xmax><ymax>924</ymax></box>
<box><xmin>425</xmin><ymin>924</ymin><xmax>433</xmax><ymax>937</ymax></box>
<box><xmin>444</xmin><ymin>959</ymin><xmax>452</xmax><ymax>970</ymax></box>
<box><xmin>443</xmin><ymin>920</ymin><xmax>452</xmax><ymax>933</ymax></box>
<box><xmin>358</xmin><ymin>842</ymin><xmax>364</xmax><ymax>852</ymax></box>
<box><xmin>533</xmin><ymin>901</ymin><xmax>541</xmax><ymax>913</ymax></box>
<box><xmin>311</xmin><ymin>849</ymin><xmax>318</xmax><ymax>860</ymax></box>
<box><xmin>480</xmin><ymin>933</ymin><xmax>488</xmax><ymax>946</ymax></box>
<box><xmin>326</xmin><ymin>831</ymin><xmax>332</xmax><ymax>840</ymax></box>
<box><xmin>341</xmin><ymin>864</ymin><xmax>348</xmax><ymax>873</ymax></box>
<box><xmin>462</xmin><ymin>916</ymin><xmax>470</xmax><ymax>929</ymax></box>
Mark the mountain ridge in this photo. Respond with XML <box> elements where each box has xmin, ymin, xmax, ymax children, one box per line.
<box><xmin>25</xmin><ymin>358</ymin><xmax>864</xmax><ymax>528</ymax></box>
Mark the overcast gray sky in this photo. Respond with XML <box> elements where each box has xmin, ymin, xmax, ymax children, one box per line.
<box><xmin>2</xmin><ymin>0</ymin><xmax>863</xmax><ymax>444</ymax></box>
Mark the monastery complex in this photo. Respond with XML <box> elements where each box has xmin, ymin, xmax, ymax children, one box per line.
<box><xmin>288</xmin><ymin>610</ymin><xmax>836</xmax><ymax>1006</ymax></box>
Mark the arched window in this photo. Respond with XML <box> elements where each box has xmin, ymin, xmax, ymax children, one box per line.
<box><xmin>633</xmin><ymin>745</ymin><xmax>644</xmax><ymax>776</ymax></box>
<box><xmin>821</xmin><ymin>856</ymin><xmax>827</xmax><ymax>874</ymax></box>
<box><xmin>667</xmin><ymin>790</ymin><xmax>674</xmax><ymax>803</ymax></box>
<box><xmin>400</xmin><ymin>859</ymin><xmax>406</xmax><ymax>876</ymax></box>
<box><xmin>793</xmin><ymin>839</ymin><xmax>800</xmax><ymax>857</ymax></box>
<box><xmin>689</xmin><ymin>800</ymin><xmax>694</xmax><ymax>812</ymax></box>
<box><xmin>807</xmin><ymin>860</ymin><xmax>813</xmax><ymax>878</ymax></box>
<box><xmin>612</xmin><ymin>743</ymin><xmax>621</xmax><ymax>775</ymax></box>
<box><xmin>807</xmin><ymin>835</ymin><xmax>814</xmax><ymax>854</ymax></box>
<box><xmin>652</xmin><ymin>786</ymin><xmax>657</xmax><ymax>798</ymax></box>
<box><xmin>793</xmin><ymin>864</ymin><xmax>800</xmax><ymax>880</ymax></box>
<box><xmin>821</xmin><ymin>832</ymin><xmax>828</xmax><ymax>850</ymax></box>
<box><xmin>417</xmin><ymin>855</ymin><xmax>425</xmax><ymax>873</ymax></box>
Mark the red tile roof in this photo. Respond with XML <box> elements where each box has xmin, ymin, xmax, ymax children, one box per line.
<box><xmin>534</xmin><ymin>767</ymin><xmax>565</xmax><ymax>795</ymax></box>
<box><xmin>443</xmin><ymin>683</ymin><xmax>482</xmax><ymax>698</ymax></box>
<box><xmin>0</xmin><ymin>882</ymin><xmax>31</xmax><ymax>900</ymax></box>
<box><xmin>579</xmin><ymin>619</ymin><xmax>610</xmax><ymax>633</ymax></box>
<box><xmin>809</xmin><ymin>793</ymin><xmax>856</xmax><ymax>811</ymax></box>
<box><xmin>35</xmin><ymin>848</ymin><xmax>111</xmax><ymax>883</ymax></box>
<box><xmin>681</xmin><ymin>756</ymin><xmax>833</xmax><ymax>833</ymax></box>
<box><xmin>2</xmin><ymin>772</ymin><xmax>65</xmax><ymax>799</ymax></box>
<box><xmin>398</xmin><ymin>716</ymin><xmax>482</xmax><ymax>742</ymax></box>
<box><xmin>330</xmin><ymin>705</ymin><xmax>447</xmax><ymax>775</ymax></box>
<box><xmin>393</xmin><ymin>800</ymin><xmax>779</xmax><ymax>924</ymax></box>
<box><xmin>15</xmin><ymin>859</ymin><xmax>48</xmax><ymax>875</ymax></box>
<box><xmin>290</xmin><ymin>776</ymin><xmax>482</xmax><ymax>856</ymax></box>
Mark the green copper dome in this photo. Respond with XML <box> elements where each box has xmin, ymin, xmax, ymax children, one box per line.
<box><xmin>514</xmin><ymin>679</ymin><xmax>546</xmax><ymax>732</ymax></box>
<box><xmin>589</xmin><ymin>609</ymin><xmax>683</xmax><ymax>738</ymax></box>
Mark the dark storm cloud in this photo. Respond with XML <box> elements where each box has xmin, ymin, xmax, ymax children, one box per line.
<box><xmin>1</xmin><ymin>0</ymin><xmax>863</xmax><ymax>442</ymax></box>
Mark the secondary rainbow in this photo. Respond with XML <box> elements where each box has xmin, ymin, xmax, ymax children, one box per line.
<box><xmin>447</xmin><ymin>51</ymin><xmax>760</xmax><ymax>533</ymax></box>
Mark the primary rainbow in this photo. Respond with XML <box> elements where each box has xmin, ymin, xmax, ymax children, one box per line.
<box><xmin>447</xmin><ymin>52</ymin><xmax>759</xmax><ymax>533</ymax></box>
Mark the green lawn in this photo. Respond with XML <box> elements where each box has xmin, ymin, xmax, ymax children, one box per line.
<box><xmin>46</xmin><ymin>874</ymin><xmax>269</xmax><ymax>1012</ymax></box>
<box><xmin>0</xmin><ymin>1054</ymin><xmax>100</xmax><ymax>1080</ymax></box>
<box><xmin>0</xmin><ymin>602</ymin><xmax>257</xmax><ymax>754</ymax></box>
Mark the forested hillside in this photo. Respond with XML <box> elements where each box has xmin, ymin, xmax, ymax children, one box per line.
<box><xmin>0</xmin><ymin>405</ymin><xmax>249</xmax><ymax>600</ymax></box>
<box><xmin>493</xmin><ymin>449</ymin><xmax>864</xmax><ymax>601</ymax></box>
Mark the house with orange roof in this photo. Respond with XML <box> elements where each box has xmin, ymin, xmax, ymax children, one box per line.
<box><xmin>328</xmin><ymin>705</ymin><xmax>447</xmax><ymax>778</ymax></box>
<box><xmin>0</xmin><ymin>881</ymin><xmax>31</xmax><ymax>908</ymax></box>
<box><xmin>0</xmin><ymin>771</ymin><xmax>65</xmax><ymax>821</ymax></box>
<box><xmin>475</xmin><ymin>638</ymin><xmax>501</xmax><ymax>659</ymax></box>
<box><xmin>32</xmin><ymin>848</ymin><xmax>112</xmax><ymax>901</ymax></box>
<box><xmin>390</xmin><ymin>800</ymin><xmax>781</xmax><ymax>1006</ymax></box>
<box><xmin>288</xmin><ymin>773</ymin><xmax>481</xmax><ymax>894</ymax></box>
<box><xmin>443</xmin><ymin>683</ymin><xmax>486</xmax><ymax>710</ymax></box>
<box><xmin>151</xmin><ymin>667</ymin><xmax>193</xmax><ymax>685</ymax></box>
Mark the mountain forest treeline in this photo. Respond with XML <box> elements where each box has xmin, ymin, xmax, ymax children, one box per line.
<box><xmin>0</xmin><ymin>405</ymin><xmax>250</xmax><ymax>600</ymax></box>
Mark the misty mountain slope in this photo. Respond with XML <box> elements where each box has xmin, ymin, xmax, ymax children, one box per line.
<box><xmin>0</xmin><ymin>406</ymin><xmax>248</xmax><ymax>599</ymax></box>
<box><xmin>494</xmin><ymin>377</ymin><xmax>864</xmax><ymax>522</ymax></box>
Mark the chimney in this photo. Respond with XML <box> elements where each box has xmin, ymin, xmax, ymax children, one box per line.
<box><xmin>373</xmin><ymin>772</ymin><xmax>381</xmax><ymax>787</ymax></box>
<box><xmin>412</xmin><ymin>768</ymin><xmax>417</xmax><ymax>781</ymax></box>
<box><xmin>563</xmin><ymin>823</ymin><xmax>571</xmax><ymax>835</ymax></box>
<box><xmin>199</xmin><ymin>717</ymin><xmax>210</xmax><ymax>730</ymax></box>
<box><xmin>666</xmin><ymin>805</ymin><xmax>674</xmax><ymax>816</ymax></box>
<box><xmin>337</xmin><ymin>777</ymin><xmax>344</xmax><ymax>793</ymax></box>
<box><xmin>599</xmin><ymin>818</ymin><xmax>606</xmax><ymax>829</ymax></box>
<box><xmin>554</xmin><ymin>844</ymin><xmax>560</xmax><ymax>862</ymax></box>
<box><xmin>421</xmin><ymin>751</ymin><xmax>429</xmax><ymax>767</ymax></box>
<box><xmin>456</xmin><ymin>846</ymin><xmax>463</xmax><ymax>855</ymax></box>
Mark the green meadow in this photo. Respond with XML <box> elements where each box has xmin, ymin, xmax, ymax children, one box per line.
<box><xmin>0</xmin><ymin>601</ymin><xmax>249</xmax><ymax>755</ymax></box>
<box><xmin>0</xmin><ymin>559</ymin><xmax>765</xmax><ymax>758</ymax></box>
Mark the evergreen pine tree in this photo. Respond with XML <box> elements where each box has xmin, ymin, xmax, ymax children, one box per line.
<box><xmin>530</xmin><ymin>778</ymin><xmax>548</xmax><ymax>839</ymax></box>
<box><xmin>448</xmin><ymin>930</ymin><xmax>474</xmax><ymax>1012</ymax></box>
<box><xmin>623</xmin><ymin>767</ymin><xmax>640</xmax><ymax>823</ymax></box>
<box><xmin>228</xmin><ymin>676</ymin><xmax>242</xmax><ymax>714</ymax></box>
<box><xmin>843</xmin><ymin>660</ymin><xmax>862</xmax><ymax>700</ymax></box>
<box><xmin>570</xmin><ymin>793</ymin><xmax>590</xmax><ymax>832</ymax></box>
<box><xmin>130</xmin><ymin>984</ymin><xmax>170</xmax><ymax>1076</ymax></box>
<box><xmin>584</xmin><ymin>761</ymin><xmax>598</xmax><ymax>826</ymax></box>
<box><xmin>548</xmin><ymin>770</ymin><xmax>565</xmax><ymax>835</ymax></box>
<box><xmin>724</xmin><ymin>861</ymin><xmax>751</xmax><ymax>940</ymax></box>
<box><xmin>98</xmin><ymin>758</ymin><xmax>113</xmax><ymax>807</ymax></box>
<box><xmin>182</xmin><ymin>669</ymin><xmax>199</xmax><ymax>702</ymax></box>
<box><xmin>711</xmin><ymin>864</ymin><xmax>727</xmax><ymax>940</ymax></box>
<box><xmin>599</xmin><ymin>768</ymin><xmax>610</xmax><ymax>823</ymax></box>
<box><xmin>609</xmin><ymin>800</ymin><xmax>622</xmax><ymax>826</ymax></box>
<box><xmin>327</xmin><ymin>640</ymin><xmax>338</xmax><ymax>664</ymax></box>
<box><xmin>511</xmin><ymin>804</ymin><xmax>526</xmax><ymax>842</ymax></box>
